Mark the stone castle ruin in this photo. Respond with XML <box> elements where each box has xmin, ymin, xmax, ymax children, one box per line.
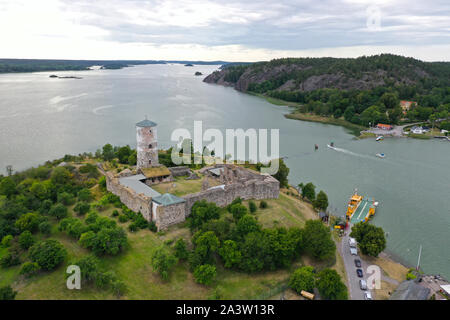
<box><xmin>103</xmin><ymin>118</ymin><xmax>280</xmax><ymax>231</ymax></box>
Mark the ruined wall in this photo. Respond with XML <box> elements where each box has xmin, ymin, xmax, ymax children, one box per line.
<box><xmin>105</xmin><ymin>171</ymin><xmax>153</xmax><ymax>221</ymax></box>
<box><xmin>182</xmin><ymin>171</ymin><xmax>279</xmax><ymax>216</ymax></box>
<box><xmin>169</xmin><ymin>166</ymin><xmax>191</xmax><ymax>177</ymax></box>
<box><xmin>154</xmin><ymin>202</ymin><xmax>186</xmax><ymax>231</ymax></box>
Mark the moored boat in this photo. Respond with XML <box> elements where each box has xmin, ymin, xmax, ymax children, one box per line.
<box><xmin>346</xmin><ymin>189</ymin><xmax>377</xmax><ymax>224</ymax></box>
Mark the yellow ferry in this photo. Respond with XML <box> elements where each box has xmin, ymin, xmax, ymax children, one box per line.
<box><xmin>346</xmin><ymin>189</ymin><xmax>378</xmax><ymax>224</ymax></box>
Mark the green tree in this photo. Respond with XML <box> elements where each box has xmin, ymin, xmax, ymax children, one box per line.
<box><xmin>15</xmin><ymin>212</ymin><xmax>40</xmax><ymax>232</ymax></box>
<box><xmin>49</xmin><ymin>203</ymin><xmax>68</xmax><ymax>220</ymax></box>
<box><xmin>18</xmin><ymin>230</ymin><xmax>35</xmax><ymax>249</ymax></box>
<box><xmin>218</xmin><ymin>240</ymin><xmax>242</xmax><ymax>268</ymax></box>
<box><xmin>313</xmin><ymin>190</ymin><xmax>329</xmax><ymax>211</ymax></box>
<box><xmin>0</xmin><ymin>177</ymin><xmax>16</xmax><ymax>198</ymax></box>
<box><xmin>189</xmin><ymin>200</ymin><xmax>220</xmax><ymax>230</ymax></box>
<box><xmin>38</xmin><ymin>221</ymin><xmax>52</xmax><ymax>235</ymax></box>
<box><xmin>193</xmin><ymin>264</ymin><xmax>216</xmax><ymax>286</ymax></box>
<box><xmin>74</xmin><ymin>202</ymin><xmax>90</xmax><ymax>215</ymax></box>
<box><xmin>77</xmin><ymin>188</ymin><xmax>92</xmax><ymax>202</ymax></box>
<box><xmin>117</xmin><ymin>145</ymin><xmax>132</xmax><ymax>164</ymax></box>
<box><xmin>248</xmin><ymin>201</ymin><xmax>257</xmax><ymax>213</ymax></box>
<box><xmin>236</xmin><ymin>215</ymin><xmax>260</xmax><ymax>236</ymax></box>
<box><xmin>50</xmin><ymin>166</ymin><xmax>71</xmax><ymax>185</ymax></box>
<box><xmin>303</xmin><ymin>220</ymin><xmax>336</xmax><ymax>260</ymax></box>
<box><xmin>289</xmin><ymin>266</ymin><xmax>315</xmax><ymax>293</ymax></box>
<box><xmin>174</xmin><ymin>238</ymin><xmax>188</xmax><ymax>260</ymax></box>
<box><xmin>230</xmin><ymin>203</ymin><xmax>248</xmax><ymax>221</ymax></box>
<box><xmin>19</xmin><ymin>261</ymin><xmax>40</xmax><ymax>277</ymax></box>
<box><xmin>0</xmin><ymin>285</ymin><xmax>17</xmax><ymax>300</ymax></box>
<box><xmin>1</xmin><ymin>235</ymin><xmax>13</xmax><ymax>247</ymax></box>
<box><xmin>102</xmin><ymin>144</ymin><xmax>115</xmax><ymax>161</ymax></box>
<box><xmin>317</xmin><ymin>268</ymin><xmax>348</xmax><ymax>300</ymax></box>
<box><xmin>301</xmin><ymin>182</ymin><xmax>316</xmax><ymax>202</ymax></box>
<box><xmin>29</xmin><ymin>239</ymin><xmax>67</xmax><ymax>270</ymax></box>
<box><xmin>380</xmin><ymin>92</ymin><xmax>399</xmax><ymax>110</ymax></box>
<box><xmin>151</xmin><ymin>245</ymin><xmax>178</xmax><ymax>280</ymax></box>
<box><xmin>271</xmin><ymin>158</ymin><xmax>289</xmax><ymax>188</ymax></box>
<box><xmin>350</xmin><ymin>222</ymin><xmax>386</xmax><ymax>257</ymax></box>
<box><xmin>29</xmin><ymin>181</ymin><xmax>48</xmax><ymax>200</ymax></box>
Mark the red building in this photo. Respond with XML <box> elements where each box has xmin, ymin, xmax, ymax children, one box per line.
<box><xmin>377</xmin><ymin>123</ymin><xmax>393</xmax><ymax>130</ymax></box>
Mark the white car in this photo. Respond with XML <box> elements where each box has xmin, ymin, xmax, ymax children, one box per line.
<box><xmin>350</xmin><ymin>247</ymin><xmax>358</xmax><ymax>255</ymax></box>
<box><xmin>359</xmin><ymin>279</ymin><xmax>367</xmax><ymax>290</ymax></box>
<box><xmin>364</xmin><ymin>291</ymin><xmax>372</xmax><ymax>300</ymax></box>
<box><xmin>348</xmin><ymin>237</ymin><xmax>357</xmax><ymax>248</ymax></box>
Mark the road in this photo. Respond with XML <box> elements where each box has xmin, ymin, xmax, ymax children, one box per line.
<box><xmin>338</xmin><ymin>225</ymin><xmax>371</xmax><ymax>300</ymax></box>
<box><xmin>362</xmin><ymin>122</ymin><xmax>422</xmax><ymax>137</ymax></box>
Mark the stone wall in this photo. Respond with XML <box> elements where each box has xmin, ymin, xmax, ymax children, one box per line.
<box><xmin>104</xmin><ymin>171</ymin><xmax>153</xmax><ymax>221</ymax></box>
<box><xmin>169</xmin><ymin>166</ymin><xmax>191</xmax><ymax>177</ymax></box>
<box><xmin>154</xmin><ymin>202</ymin><xmax>186</xmax><ymax>231</ymax></box>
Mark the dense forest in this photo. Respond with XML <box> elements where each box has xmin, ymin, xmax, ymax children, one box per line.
<box><xmin>204</xmin><ymin>54</ymin><xmax>450</xmax><ymax>127</ymax></box>
<box><xmin>0</xmin><ymin>59</ymin><xmax>228</xmax><ymax>74</ymax></box>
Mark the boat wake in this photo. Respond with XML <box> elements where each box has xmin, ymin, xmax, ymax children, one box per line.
<box><xmin>328</xmin><ymin>146</ymin><xmax>376</xmax><ymax>160</ymax></box>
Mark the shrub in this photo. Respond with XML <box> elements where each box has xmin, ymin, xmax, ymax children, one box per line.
<box><xmin>118</xmin><ymin>215</ymin><xmax>129</xmax><ymax>223</ymax></box>
<box><xmin>29</xmin><ymin>239</ymin><xmax>67</xmax><ymax>270</ymax></box>
<box><xmin>18</xmin><ymin>231</ymin><xmax>35</xmax><ymax>250</ymax></box>
<box><xmin>289</xmin><ymin>266</ymin><xmax>315</xmax><ymax>293</ymax></box>
<box><xmin>406</xmin><ymin>272</ymin><xmax>417</xmax><ymax>280</ymax></box>
<box><xmin>226</xmin><ymin>197</ymin><xmax>242</xmax><ymax>212</ymax></box>
<box><xmin>1</xmin><ymin>235</ymin><xmax>13</xmax><ymax>247</ymax></box>
<box><xmin>74</xmin><ymin>202</ymin><xmax>90</xmax><ymax>216</ymax></box>
<box><xmin>248</xmin><ymin>201</ymin><xmax>257</xmax><ymax>213</ymax></box>
<box><xmin>57</xmin><ymin>192</ymin><xmax>76</xmax><ymax>206</ymax></box>
<box><xmin>193</xmin><ymin>264</ymin><xmax>216</xmax><ymax>286</ymax></box>
<box><xmin>98</xmin><ymin>176</ymin><xmax>107</xmax><ymax>190</ymax></box>
<box><xmin>49</xmin><ymin>204</ymin><xmax>68</xmax><ymax>220</ymax></box>
<box><xmin>38</xmin><ymin>221</ymin><xmax>52</xmax><ymax>235</ymax></box>
<box><xmin>148</xmin><ymin>221</ymin><xmax>157</xmax><ymax>232</ymax></box>
<box><xmin>230</xmin><ymin>203</ymin><xmax>248</xmax><ymax>221</ymax></box>
<box><xmin>15</xmin><ymin>212</ymin><xmax>40</xmax><ymax>232</ymax></box>
<box><xmin>174</xmin><ymin>238</ymin><xmax>188</xmax><ymax>260</ymax></box>
<box><xmin>0</xmin><ymin>285</ymin><xmax>17</xmax><ymax>300</ymax></box>
<box><xmin>259</xmin><ymin>200</ymin><xmax>268</xmax><ymax>209</ymax></box>
<box><xmin>77</xmin><ymin>189</ymin><xmax>92</xmax><ymax>203</ymax></box>
<box><xmin>0</xmin><ymin>250</ymin><xmax>21</xmax><ymax>268</ymax></box>
<box><xmin>19</xmin><ymin>262</ymin><xmax>40</xmax><ymax>277</ymax></box>
<box><xmin>111</xmin><ymin>210</ymin><xmax>119</xmax><ymax>217</ymax></box>
<box><xmin>151</xmin><ymin>245</ymin><xmax>178</xmax><ymax>280</ymax></box>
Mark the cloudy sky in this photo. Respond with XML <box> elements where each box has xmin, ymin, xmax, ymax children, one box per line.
<box><xmin>1</xmin><ymin>0</ymin><xmax>449</xmax><ymax>61</ymax></box>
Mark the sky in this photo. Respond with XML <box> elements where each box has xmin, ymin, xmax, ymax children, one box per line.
<box><xmin>0</xmin><ymin>0</ymin><xmax>449</xmax><ymax>61</ymax></box>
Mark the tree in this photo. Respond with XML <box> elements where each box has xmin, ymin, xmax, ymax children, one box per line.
<box><xmin>29</xmin><ymin>239</ymin><xmax>67</xmax><ymax>270</ymax></box>
<box><xmin>0</xmin><ymin>285</ymin><xmax>17</xmax><ymax>300</ymax></box>
<box><xmin>77</xmin><ymin>188</ymin><xmax>92</xmax><ymax>202</ymax></box>
<box><xmin>272</xmin><ymin>158</ymin><xmax>289</xmax><ymax>188</ymax></box>
<box><xmin>15</xmin><ymin>212</ymin><xmax>40</xmax><ymax>232</ymax></box>
<box><xmin>301</xmin><ymin>182</ymin><xmax>316</xmax><ymax>202</ymax></box>
<box><xmin>219</xmin><ymin>240</ymin><xmax>242</xmax><ymax>268</ymax></box>
<box><xmin>1</xmin><ymin>235</ymin><xmax>13</xmax><ymax>247</ymax></box>
<box><xmin>174</xmin><ymin>238</ymin><xmax>188</xmax><ymax>260</ymax></box>
<box><xmin>317</xmin><ymin>268</ymin><xmax>348</xmax><ymax>300</ymax></box>
<box><xmin>102</xmin><ymin>144</ymin><xmax>115</xmax><ymax>161</ymax></box>
<box><xmin>344</xmin><ymin>106</ymin><xmax>355</xmax><ymax>122</ymax></box>
<box><xmin>50</xmin><ymin>166</ymin><xmax>71</xmax><ymax>185</ymax></box>
<box><xmin>151</xmin><ymin>245</ymin><xmax>178</xmax><ymax>280</ymax></box>
<box><xmin>0</xmin><ymin>177</ymin><xmax>16</xmax><ymax>198</ymax></box>
<box><xmin>350</xmin><ymin>222</ymin><xmax>386</xmax><ymax>257</ymax></box>
<box><xmin>189</xmin><ymin>200</ymin><xmax>220</xmax><ymax>230</ymax></box>
<box><xmin>380</xmin><ymin>92</ymin><xmax>399</xmax><ymax>110</ymax></box>
<box><xmin>289</xmin><ymin>266</ymin><xmax>315</xmax><ymax>293</ymax></box>
<box><xmin>74</xmin><ymin>202</ymin><xmax>90</xmax><ymax>216</ymax></box>
<box><xmin>313</xmin><ymin>190</ymin><xmax>329</xmax><ymax>211</ymax></box>
<box><xmin>86</xmin><ymin>227</ymin><xmax>127</xmax><ymax>256</ymax></box>
<box><xmin>248</xmin><ymin>201</ymin><xmax>257</xmax><ymax>213</ymax></box>
<box><xmin>236</xmin><ymin>215</ymin><xmax>260</xmax><ymax>237</ymax></box>
<box><xmin>57</xmin><ymin>192</ymin><xmax>75</xmax><ymax>205</ymax></box>
<box><xmin>303</xmin><ymin>220</ymin><xmax>336</xmax><ymax>260</ymax></box>
<box><xmin>193</xmin><ymin>264</ymin><xmax>216</xmax><ymax>286</ymax></box>
<box><xmin>230</xmin><ymin>203</ymin><xmax>248</xmax><ymax>221</ymax></box>
<box><xmin>19</xmin><ymin>262</ymin><xmax>40</xmax><ymax>277</ymax></box>
<box><xmin>39</xmin><ymin>221</ymin><xmax>51</xmax><ymax>235</ymax></box>
<box><xmin>192</xmin><ymin>231</ymin><xmax>220</xmax><ymax>264</ymax></box>
<box><xmin>29</xmin><ymin>181</ymin><xmax>48</xmax><ymax>200</ymax></box>
<box><xmin>18</xmin><ymin>230</ymin><xmax>35</xmax><ymax>249</ymax></box>
<box><xmin>49</xmin><ymin>203</ymin><xmax>68</xmax><ymax>220</ymax></box>
<box><xmin>117</xmin><ymin>145</ymin><xmax>132</xmax><ymax>164</ymax></box>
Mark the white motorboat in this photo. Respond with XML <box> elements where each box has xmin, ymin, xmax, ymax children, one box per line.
<box><xmin>376</xmin><ymin>153</ymin><xmax>385</xmax><ymax>158</ymax></box>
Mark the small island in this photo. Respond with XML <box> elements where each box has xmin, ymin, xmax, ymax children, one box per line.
<box><xmin>184</xmin><ymin>63</ymin><xmax>193</xmax><ymax>67</ymax></box>
<box><xmin>194</xmin><ymin>71</ymin><xmax>203</xmax><ymax>76</ymax></box>
<box><xmin>49</xmin><ymin>75</ymin><xmax>82</xmax><ymax>79</ymax></box>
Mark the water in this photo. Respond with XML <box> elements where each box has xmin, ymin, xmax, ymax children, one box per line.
<box><xmin>0</xmin><ymin>64</ymin><xmax>449</xmax><ymax>278</ymax></box>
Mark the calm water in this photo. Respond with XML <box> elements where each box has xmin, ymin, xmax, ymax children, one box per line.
<box><xmin>0</xmin><ymin>64</ymin><xmax>449</xmax><ymax>278</ymax></box>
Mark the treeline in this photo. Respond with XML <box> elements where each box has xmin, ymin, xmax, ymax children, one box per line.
<box><xmin>222</xmin><ymin>54</ymin><xmax>450</xmax><ymax>126</ymax></box>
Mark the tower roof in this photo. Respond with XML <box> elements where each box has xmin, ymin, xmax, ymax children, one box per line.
<box><xmin>136</xmin><ymin>119</ymin><xmax>157</xmax><ymax>127</ymax></box>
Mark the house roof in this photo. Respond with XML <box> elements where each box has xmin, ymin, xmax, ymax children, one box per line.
<box><xmin>377</xmin><ymin>123</ymin><xmax>392</xmax><ymax>128</ymax></box>
<box><xmin>390</xmin><ymin>280</ymin><xmax>430</xmax><ymax>300</ymax></box>
<box><xmin>152</xmin><ymin>193</ymin><xmax>185</xmax><ymax>206</ymax></box>
<box><xmin>141</xmin><ymin>166</ymin><xmax>171</xmax><ymax>178</ymax></box>
<box><xmin>119</xmin><ymin>174</ymin><xmax>161</xmax><ymax>198</ymax></box>
<box><xmin>136</xmin><ymin>119</ymin><xmax>157</xmax><ymax>128</ymax></box>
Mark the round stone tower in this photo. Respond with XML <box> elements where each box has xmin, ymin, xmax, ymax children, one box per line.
<box><xmin>136</xmin><ymin>118</ymin><xmax>159</xmax><ymax>170</ymax></box>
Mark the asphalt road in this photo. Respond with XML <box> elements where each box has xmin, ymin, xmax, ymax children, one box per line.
<box><xmin>339</xmin><ymin>227</ymin><xmax>372</xmax><ymax>300</ymax></box>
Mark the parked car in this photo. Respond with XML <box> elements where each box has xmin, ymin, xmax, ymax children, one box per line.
<box><xmin>359</xmin><ymin>279</ymin><xmax>367</xmax><ymax>290</ymax></box>
<box><xmin>348</xmin><ymin>237</ymin><xmax>357</xmax><ymax>248</ymax></box>
<box><xmin>350</xmin><ymin>247</ymin><xmax>358</xmax><ymax>255</ymax></box>
<box><xmin>356</xmin><ymin>269</ymin><xmax>363</xmax><ymax>277</ymax></box>
<box><xmin>354</xmin><ymin>259</ymin><xmax>361</xmax><ymax>267</ymax></box>
<box><xmin>364</xmin><ymin>291</ymin><xmax>372</xmax><ymax>300</ymax></box>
